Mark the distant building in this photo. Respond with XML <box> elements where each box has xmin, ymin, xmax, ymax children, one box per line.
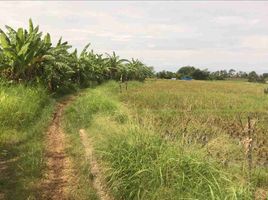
<box><xmin>171</xmin><ymin>78</ymin><xmax>176</xmax><ymax>80</ymax></box>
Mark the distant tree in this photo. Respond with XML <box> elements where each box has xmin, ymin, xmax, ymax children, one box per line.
<box><xmin>219</xmin><ymin>70</ymin><xmax>228</xmax><ymax>79</ymax></box>
<box><xmin>248</xmin><ymin>71</ymin><xmax>259</xmax><ymax>82</ymax></box>
<box><xmin>177</xmin><ymin>66</ymin><xmax>196</xmax><ymax>77</ymax></box>
<box><xmin>228</xmin><ymin>69</ymin><xmax>236</xmax><ymax>77</ymax></box>
<box><xmin>156</xmin><ymin>70</ymin><xmax>176</xmax><ymax>79</ymax></box>
<box><xmin>262</xmin><ymin>73</ymin><xmax>268</xmax><ymax>79</ymax></box>
<box><xmin>209</xmin><ymin>71</ymin><xmax>225</xmax><ymax>80</ymax></box>
<box><xmin>248</xmin><ymin>71</ymin><xmax>265</xmax><ymax>83</ymax></box>
<box><xmin>236</xmin><ymin>71</ymin><xmax>248</xmax><ymax>78</ymax></box>
<box><xmin>191</xmin><ymin>69</ymin><xmax>210</xmax><ymax>80</ymax></box>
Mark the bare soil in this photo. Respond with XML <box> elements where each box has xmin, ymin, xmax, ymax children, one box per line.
<box><xmin>41</xmin><ymin>97</ymin><xmax>75</xmax><ymax>200</ymax></box>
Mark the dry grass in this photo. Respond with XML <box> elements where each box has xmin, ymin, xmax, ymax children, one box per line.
<box><xmin>120</xmin><ymin>79</ymin><xmax>268</xmax><ymax>197</ymax></box>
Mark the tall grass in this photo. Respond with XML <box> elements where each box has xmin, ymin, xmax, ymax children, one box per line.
<box><xmin>0</xmin><ymin>84</ymin><xmax>51</xmax><ymax>129</ymax></box>
<box><xmin>0</xmin><ymin>83</ymin><xmax>55</xmax><ymax>199</ymax></box>
<box><xmin>63</xmin><ymin>81</ymin><xmax>254</xmax><ymax>199</ymax></box>
<box><xmin>91</xmin><ymin>119</ymin><xmax>250</xmax><ymax>200</ymax></box>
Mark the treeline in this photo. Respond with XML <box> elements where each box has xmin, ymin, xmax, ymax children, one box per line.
<box><xmin>0</xmin><ymin>19</ymin><xmax>154</xmax><ymax>93</ymax></box>
<box><xmin>156</xmin><ymin>66</ymin><xmax>267</xmax><ymax>83</ymax></box>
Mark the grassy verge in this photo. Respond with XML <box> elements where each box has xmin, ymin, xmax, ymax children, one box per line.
<box><xmin>63</xmin><ymin>81</ymin><xmax>254</xmax><ymax>199</ymax></box>
<box><xmin>0</xmin><ymin>83</ymin><xmax>55</xmax><ymax>199</ymax></box>
<box><xmin>62</xmin><ymin>124</ymin><xmax>99</xmax><ymax>200</ymax></box>
<box><xmin>62</xmin><ymin>85</ymin><xmax>120</xmax><ymax>199</ymax></box>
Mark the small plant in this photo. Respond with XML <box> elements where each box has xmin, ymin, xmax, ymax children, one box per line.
<box><xmin>264</xmin><ymin>88</ymin><xmax>268</xmax><ymax>94</ymax></box>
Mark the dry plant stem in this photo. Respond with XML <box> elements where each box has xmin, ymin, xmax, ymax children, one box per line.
<box><xmin>247</xmin><ymin>117</ymin><xmax>253</xmax><ymax>180</ymax></box>
<box><xmin>243</xmin><ymin>117</ymin><xmax>255</xmax><ymax>182</ymax></box>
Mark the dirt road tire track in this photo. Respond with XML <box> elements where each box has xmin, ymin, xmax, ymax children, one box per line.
<box><xmin>41</xmin><ymin>96</ymin><xmax>75</xmax><ymax>200</ymax></box>
<box><xmin>79</xmin><ymin>129</ymin><xmax>113</xmax><ymax>200</ymax></box>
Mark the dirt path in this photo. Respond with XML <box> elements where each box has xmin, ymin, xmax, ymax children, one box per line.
<box><xmin>79</xmin><ymin>129</ymin><xmax>113</xmax><ymax>200</ymax></box>
<box><xmin>41</xmin><ymin>97</ymin><xmax>75</xmax><ymax>200</ymax></box>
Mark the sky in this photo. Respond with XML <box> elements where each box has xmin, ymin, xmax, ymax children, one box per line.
<box><xmin>0</xmin><ymin>1</ymin><xmax>268</xmax><ymax>73</ymax></box>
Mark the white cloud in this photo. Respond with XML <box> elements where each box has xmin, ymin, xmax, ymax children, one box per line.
<box><xmin>241</xmin><ymin>36</ymin><xmax>268</xmax><ymax>50</ymax></box>
<box><xmin>213</xmin><ymin>16</ymin><xmax>249</xmax><ymax>26</ymax></box>
<box><xmin>0</xmin><ymin>1</ymin><xmax>268</xmax><ymax>72</ymax></box>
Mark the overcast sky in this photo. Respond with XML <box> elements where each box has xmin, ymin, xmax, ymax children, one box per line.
<box><xmin>0</xmin><ymin>1</ymin><xmax>268</xmax><ymax>73</ymax></box>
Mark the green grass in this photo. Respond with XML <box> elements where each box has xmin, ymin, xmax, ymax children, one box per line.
<box><xmin>62</xmin><ymin>85</ymin><xmax>120</xmax><ymax>200</ymax></box>
<box><xmin>63</xmin><ymin>80</ymin><xmax>263</xmax><ymax>199</ymax></box>
<box><xmin>62</xmin><ymin>126</ymin><xmax>99</xmax><ymax>200</ymax></box>
<box><xmin>90</xmin><ymin>118</ymin><xmax>250</xmax><ymax>200</ymax></box>
<box><xmin>0</xmin><ymin>83</ymin><xmax>55</xmax><ymax>199</ymax></box>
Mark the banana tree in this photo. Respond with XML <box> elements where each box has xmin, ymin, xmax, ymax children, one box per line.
<box><xmin>0</xmin><ymin>19</ymin><xmax>155</xmax><ymax>92</ymax></box>
<box><xmin>77</xmin><ymin>44</ymin><xmax>111</xmax><ymax>86</ymax></box>
<box><xmin>104</xmin><ymin>51</ymin><xmax>129</xmax><ymax>80</ymax></box>
<box><xmin>77</xmin><ymin>44</ymin><xmax>98</xmax><ymax>85</ymax></box>
<box><xmin>0</xmin><ymin>19</ymin><xmax>52</xmax><ymax>82</ymax></box>
<box><xmin>127</xmin><ymin>58</ymin><xmax>154</xmax><ymax>81</ymax></box>
<box><xmin>40</xmin><ymin>38</ymin><xmax>76</xmax><ymax>92</ymax></box>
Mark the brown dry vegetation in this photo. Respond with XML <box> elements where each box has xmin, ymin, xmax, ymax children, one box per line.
<box><xmin>121</xmin><ymin>80</ymin><xmax>268</xmax><ymax>168</ymax></box>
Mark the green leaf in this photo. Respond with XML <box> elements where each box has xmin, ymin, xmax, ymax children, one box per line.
<box><xmin>29</xmin><ymin>18</ymin><xmax>34</xmax><ymax>33</ymax></box>
<box><xmin>62</xmin><ymin>41</ymin><xmax>68</xmax><ymax>46</ymax></box>
<box><xmin>33</xmin><ymin>26</ymin><xmax>39</xmax><ymax>34</ymax></box>
<box><xmin>18</xmin><ymin>43</ymin><xmax>30</xmax><ymax>56</ymax></box>
<box><xmin>3</xmin><ymin>47</ymin><xmax>17</xmax><ymax>58</ymax></box>
<box><xmin>80</xmin><ymin>43</ymin><xmax>90</xmax><ymax>56</ymax></box>
<box><xmin>17</xmin><ymin>28</ymin><xmax>24</xmax><ymax>43</ymax></box>
<box><xmin>0</xmin><ymin>33</ymin><xmax>10</xmax><ymax>48</ymax></box>
<box><xmin>5</xmin><ymin>25</ymin><xmax>16</xmax><ymax>36</ymax></box>
<box><xmin>25</xmin><ymin>48</ymin><xmax>37</xmax><ymax>64</ymax></box>
<box><xmin>44</xmin><ymin>33</ymin><xmax>51</xmax><ymax>44</ymax></box>
<box><xmin>57</xmin><ymin>37</ymin><xmax>62</xmax><ymax>46</ymax></box>
<box><xmin>42</xmin><ymin>55</ymin><xmax>55</xmax><ymax>61</ymax></box>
